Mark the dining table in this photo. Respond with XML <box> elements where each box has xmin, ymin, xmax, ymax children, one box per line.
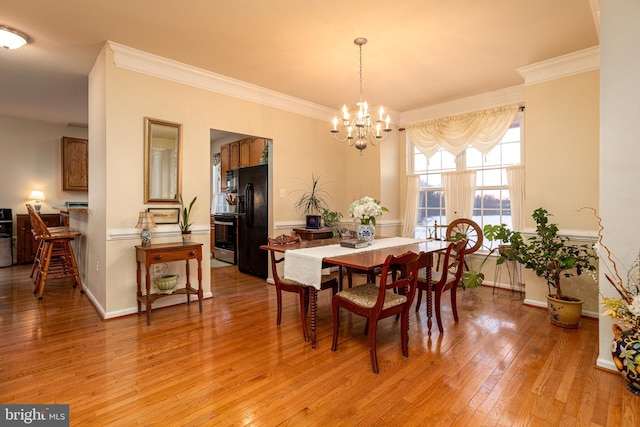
<box><xmin>260</xmin><ymin>236</ymin><xmax>450</xmax><ymax>348</ymax></box>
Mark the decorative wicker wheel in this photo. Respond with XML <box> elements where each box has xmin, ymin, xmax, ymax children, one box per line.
<box><xmin>445</xmin><ymin>218</ymin><xmax>484</xmax><ymax>255</ymax></box>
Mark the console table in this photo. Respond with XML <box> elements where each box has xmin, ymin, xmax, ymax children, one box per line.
<box><xmin>135</xmin><ymin>242</ymin><xmax>203</xmax><ymax>325</ymax></box>
<box><xmin>293</xmin><ymin>228</ymin><xmax>334</xmax><ymax>241</ymax></box>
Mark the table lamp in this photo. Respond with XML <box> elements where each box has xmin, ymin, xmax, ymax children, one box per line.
<box><xmin>135</xmin><ymin>211</ymin><xmax>156</xmax><ymax>246</ymax></box>
<box><xmin>28</xmin><ymin>190</ymin><xmax>45</xmax><ymax>213</ymax></box>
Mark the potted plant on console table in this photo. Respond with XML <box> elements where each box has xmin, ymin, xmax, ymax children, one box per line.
<box><xmin>293</xmin><ymin>173</ymin><xmax>330</xmax><ymax>229</ymax></box>
<box><xmin>179</xmin><ymin>194</ymin><xmax>197</xmax><ymax>243</ymax></box>
<box><xmin>510</xmin><ymin>207</ymin><xmax>596</xmax><ymax>328</ymax></box>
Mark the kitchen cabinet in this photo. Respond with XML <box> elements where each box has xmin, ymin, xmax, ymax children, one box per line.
<box><xmin>229</xmin><ymin>140</ymin><xmax>240</xmax><ymax>170</ymax></box>
<box><xmin>220</xmin><ymin>138</ymin><xmax>266</xmax><ymax>191</ymax></box>
<box><xmin>16</xmin><ymin>214</ymin><xmax>62</xmax><ymax>264</ymax></box>
<box><xmin>220</xmin><ymin>143</ymin><xmax>230</xmax><ymax>192</ymax></box>
<box><xmin>62</xmin><ymin>137</ymin><xmax>88</xmax><ymax>191</ymax></box>
<box><xmin>251</xmin><ymin>138</ymin><xmax>266</xmax><ymax>166</ymax></box>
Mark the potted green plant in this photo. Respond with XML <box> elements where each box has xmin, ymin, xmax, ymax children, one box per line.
<box><xmin>462</xmin><ymin>223</ymin><xmax>522</xmax><ymax>288</ymax></box>
<box><xmin>321</xmin><ymin>209</ymin><xmax>343</xmax><ymax>236</ymax></box>
<box><xmin>293</xmin><ymin>173</ymin><xmax>330</xmax><ymax>229</ymax></box>
<box><xmin>179</xmin><ymin>194</ymin><xmax>197</xmax><ymax>243</ymax></box>
<box><xmin>510</xmin><ymin>207</ymin><xmax>596</xmax><ymax>328</ymax></box>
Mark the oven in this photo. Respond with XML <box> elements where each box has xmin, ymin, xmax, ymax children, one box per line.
<box><xmin>213</xmin><ymin>214</ymin><xmax>236</xmax><ymax>264</ymax></box>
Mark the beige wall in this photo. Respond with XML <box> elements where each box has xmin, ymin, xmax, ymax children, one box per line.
<box><xmin>88</xmin><ymin>44</ymin><xmax>398</xmax><ymax>317</ymax></box>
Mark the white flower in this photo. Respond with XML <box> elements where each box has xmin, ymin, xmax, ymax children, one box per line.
<box><xmin>629</xmin><ymin>295</ymin><xmax>640</xmax><ymax>317</ymax></box>
<box><xmin>348</xmin><ymin>196</ymin><xmax>387</xmax><ymax>226</ymax></box>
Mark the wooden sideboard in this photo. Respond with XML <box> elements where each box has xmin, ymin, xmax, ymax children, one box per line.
<box><xmin>293</xmin><ymin>228</ymin><xmax>335</xmax><ymax>241</ymax></box>
<box><xmin>16</xmin><ymin>214</ymin><xmax>62</xmax><ymax>264</ymax></box>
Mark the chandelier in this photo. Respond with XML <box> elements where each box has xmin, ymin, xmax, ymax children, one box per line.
<box><xmin>331</xmin><ymin>37</ymin><xmax>392</xmax><ymax>155</ymax></box>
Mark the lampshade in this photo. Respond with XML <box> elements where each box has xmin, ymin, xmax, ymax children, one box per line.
<box><xmin>28</xmin><ymin>190</ymin><xmax>45</xmax><ymax>201</ymax></box>
<box><xmin>0</xmin><ymin>25</ymin><xmax>31</xmax><ymax>50</ymax></box>
<box><xmin>135</xmin><ymin>211</ymin><xmax>156</xmax><ymax>229</ymax></box>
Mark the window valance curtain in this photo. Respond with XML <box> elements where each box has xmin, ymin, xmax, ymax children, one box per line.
<box><xmin>407</xmin><ymin>104</ymin><xmax>520</xmax><ymax>158</ymax></box>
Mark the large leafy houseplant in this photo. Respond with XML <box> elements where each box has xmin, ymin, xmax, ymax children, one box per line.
<box><xmin>511</xmin><ymin>208</ymin><xmax>596</xmax><ymax>300</ymax></box>
<box><xmin>510</xmin><ymin>208</ymin><xmax>596</xmax><ymax>328</ymax></box>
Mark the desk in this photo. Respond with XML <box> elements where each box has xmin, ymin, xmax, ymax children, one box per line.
<box><xmin>135</xmin><ymin>242</ymin><xmax>204</xmax><ymax>325</ymax></box>
<box><xmin>260</xmin><ymin>238</ymin><xmax>448</xmax><ymax>347</ymax></box>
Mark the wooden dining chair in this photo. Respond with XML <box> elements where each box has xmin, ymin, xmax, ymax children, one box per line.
<box><xmin>267</xmin><ymin>234</ymin><xmax>339</xmax><ymax>342</ymax></box>
<box><xmin>27</xmin><ymin>205</ymin><xmax>82</xmax><ymax>299</ymax></box>
<box><xmin>415</xmin><ymin>240</ymin><xmax>466</xmax><ymax>333</ymax></box>
<box><xmin>331</xmin><ymin>251</ymin><xmax>425</xmax><ymax>374</ymax></box>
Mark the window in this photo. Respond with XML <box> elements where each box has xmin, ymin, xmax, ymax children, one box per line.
<box><xmin>412</xmin><ymin>115</ymin><xmax>522</xmax><ymax>240</ymax></box>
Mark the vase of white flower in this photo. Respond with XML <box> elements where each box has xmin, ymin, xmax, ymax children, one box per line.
<box><xmin>348</xmin><ymin>196</ymin><xmax>388</xmax><ymax>243</ymax></box>
<box><xmin>356</xmin><ymin>223</ymin><xmax>375</xmax><ymax>243</ymax></box>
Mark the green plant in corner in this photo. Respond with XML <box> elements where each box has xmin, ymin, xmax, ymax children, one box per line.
<box><xmin>179</xmin><ymin>194</ymin><xmax>197</xmax><ymax>233</ymax></box>
<box><xmin>511</xmin><ymin>207</ymin><xmax>596</xmax><ymax>300</ymax></box>
<box><xmin>462</xmin><ymin>224</ymin><xmax>522</xmax><ymax>288</ymax></box>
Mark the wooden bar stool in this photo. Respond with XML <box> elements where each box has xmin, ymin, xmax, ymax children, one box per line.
<box><xmin>27</xmin><ymin>205</ymin><xmax>82</xmax><ymax>299</ymax></box>
<box><xmin>26</xmin><ymin>204</ymin><xmax>69</xmax><ymax>281</ymax></box>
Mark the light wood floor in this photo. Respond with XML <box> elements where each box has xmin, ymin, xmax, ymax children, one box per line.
<box><xmin>1</xmin><ymin>264</ymin><xmax>638</xmax><ymax>426</ymax></box>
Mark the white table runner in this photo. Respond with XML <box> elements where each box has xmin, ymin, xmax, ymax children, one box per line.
<box><xmin>284</xmin><ymin>237</ymin><xmax>426</xmax><ymax>289</ymax></box>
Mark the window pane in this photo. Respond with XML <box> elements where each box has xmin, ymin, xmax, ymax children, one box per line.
<box><xmin>466</xmin><ymin>148</ymin><xmax>482</xmax><ymax>168</ymax></box>
<box><xmin>502</xmin><ymin>142</ymin><xmax>521</xmax><ymax>165</ymax></box>
<box><xmin>441</xmin><ymin>150</ymin><xmax>456</xmax><ymax>170</ymax></box>
<box><xmin>502</xmin><ymin>126</ymin><xmax>520</xmax><ymax>143</ymax></box>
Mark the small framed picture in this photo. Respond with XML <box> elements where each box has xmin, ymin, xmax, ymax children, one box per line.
<box><xmin>147</xmin><ymin>207</ymin><xmax>180</xmax><ymax>224</ymax></box>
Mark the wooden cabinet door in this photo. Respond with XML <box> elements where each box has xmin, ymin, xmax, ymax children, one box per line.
<box><xmin>239</xmin><ymin>138</ymin><xmax>250</xmax><ymax>167</ymax></box>
<box><xmin>220</xmin><ymin>143</ymin><xmax>230</xmax><ymax>191</ymax></box>
<box><xmin>62</xmin><ymin>137</ymin><xmax>88</xmax><ymax>191</ymax></box>
<box><xmin>229</xmin><ymin>140</ymin><xmax>240</xmax><ymax>169</ymax></box>
<box><xmin>249</xmin><ymin>138</ymin><xmax>266</xmax><ymax>166</ymax></box>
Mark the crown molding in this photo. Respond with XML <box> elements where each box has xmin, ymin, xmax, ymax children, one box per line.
<box><xmin>107</xmin><ymin>41</ymin><xmax>334</xmax><ymax>122</ymax></box>
<box><xmin>517</xmin><ymin>45</ymin><xmax>600</xmax><ymax>86</ymax></box>
<box><xmin>399</xmin><ymin>85</ymin><xmax>524</xmax><ymax>126</ymax></box>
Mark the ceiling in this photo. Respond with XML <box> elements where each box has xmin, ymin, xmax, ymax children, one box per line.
<box><xmin>1</xmin><ymin>0</ymin><xmax>600</xmax><ymax>127</ymax></box>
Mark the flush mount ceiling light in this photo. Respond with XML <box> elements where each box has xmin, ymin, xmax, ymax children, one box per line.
<box><xmin>330</xmin><ymin>37</ymin><xmax>392</xmax><ymax>155</ymax></box>
<box><xmin>0</xmin><ymin>24</ymin><xmax>31</xmax><ymax>50</ymax></box>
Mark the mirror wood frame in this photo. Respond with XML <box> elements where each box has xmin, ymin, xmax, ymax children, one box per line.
<box><xmin>144</xmin><ymin>117</ymin><xmax>183</xmax><ymax>203</ymax></box>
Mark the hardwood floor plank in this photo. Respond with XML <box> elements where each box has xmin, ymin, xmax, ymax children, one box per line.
<box><xmin>1</xmin><ymin>264</ymin><xmax>639</xmax><ymax>426</ymax></box>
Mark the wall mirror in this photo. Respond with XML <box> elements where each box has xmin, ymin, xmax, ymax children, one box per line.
<box><xmin>144</xmin><ymin>117</ymin><xmax>182</xmax><ymax>203</ymax></box>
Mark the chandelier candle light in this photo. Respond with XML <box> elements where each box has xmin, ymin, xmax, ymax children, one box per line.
<box><xmin>331</xmin><ymin>38</ymin><xmax>392</xmax><ymax>155</ymax></box>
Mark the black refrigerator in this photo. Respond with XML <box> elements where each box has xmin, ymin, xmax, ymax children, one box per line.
<box><xmin>237</xmin><ymin>164</ymin><xmax>268</xmax><ymax>278</ymax></box>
